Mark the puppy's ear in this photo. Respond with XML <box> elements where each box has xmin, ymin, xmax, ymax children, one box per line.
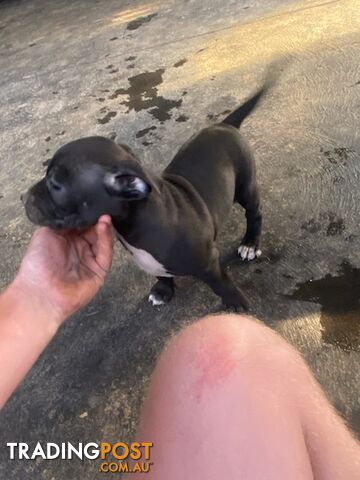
<box><xmin>104</xmin><ymin>166</ymin><xmax>159</xmax><ymax>200</ymax></box>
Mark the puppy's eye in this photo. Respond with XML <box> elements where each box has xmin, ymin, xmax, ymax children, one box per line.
<box><xmin>47</xmin><ymin>177</ymin><xmax>64</xmax><ymax>192</ymax></box>
<box><xmin>125</xmin><ymin>175</ymin><xmax>136</xmax><ymax>184</ymax></box>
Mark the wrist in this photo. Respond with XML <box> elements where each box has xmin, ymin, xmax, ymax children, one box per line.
<box><xmin>4</xmin><ymin>278</ymin><xmax>65</xmax><ymax>338</ymax></box>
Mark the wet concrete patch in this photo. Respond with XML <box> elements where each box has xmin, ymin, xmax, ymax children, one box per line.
<box><xmin>302</xmin><ymin>212</ymin><xmax>345</xmax><ymax>236</ymax></box>
<box><xmin>327</xmin><ymin>218</ymin><xmax>345</xmax><ymax>236</ymax></box>
<box><xmin>320</xmin><ymin>146</ymin><xmax>355</xmax><ymax>174</ymax></box>
<box><xmin>289</xmin><ymin>261</ymin><xmax>360</xmax><ymax>351</ymax></box>
<box><xmin>175</xmin><ymin>115</ymin><xmax>189</xmax><ymax>122</ymax></box>
<box><xmin>301</xmin><ymin>218</ymin><xmax>322</xmax><ymax>233</ymax></box>
<box><xmin>136</xmin><ymin>126</ymin><xmax>157</xmax><ymax>138</ymax></box>
<box><xmin>110</xmin><ymin>69</ymin><xmax>182</xmax><ymax>122</ymax></box>
<box><xmin>320</xmin><ymin>146</ymin><xmax>354</xmax><ymax>165</ymax></box>
<box><xmin>126</xmin><ymin>13</ymin><xmax>158</xmax><ymax>31</ymax></box>
<box><xmin>97</xmin><ymin>111</ymin><xmax>117</xmax><ymax>124</ymax></box>
<box><xmin>173</xmin><ymin>58</ymin><xmax>187</xmax><ymax>68</ymax></box>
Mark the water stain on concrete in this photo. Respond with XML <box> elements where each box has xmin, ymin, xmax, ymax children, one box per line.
<box><xmin>176</xmin><ymin>115</ymin><xmax>189</xmax><ymax>122</ymax></box>
<box><xmin>282</xmin><ymin>273</ymin><xmax>294</xmax><ymax>279</ymax></box>
<box><xmin>97</xmin><ymin>111</ymin><xmax>117</xmax><ymax>124</ymax></box>
<box><xmin>302</xmin><ymin>213</ymin><xmax>345</xmax><ymax>236</ymax></box>
<box><xmin>136</xmin><ymin>126</ymin><xmax>156</xmax><ymax>138</ymax></box>
<box><xmin>126</xmin><ymin>13</ymin><xmax>158</xmax><ymax>31</ymax></box>
<box><xmin>110</xmin><ymin>69</ymin><xmax>182</xmax><ymax>122</ymax></box>
<box><xmin>173</xmin><ymin>58</ymin><xmax>187</xmax><ymax>68</ymax></box>
<box><xmin>301</xmin><ymin>218</ymin><xmax>322</xmax><ymax>233</ymax></box>
<box><xmin>289</xmin><ymin>261</ymin><xmax>360</xmax><ymax>351</ymax></box>
<box><xmin>327</xmin><ymin>218</ymin><xmax>345</xmax><ymax>236</ymax></box>
<box><xmin>320</xmin><ymin>146</ymin><xmax>354</xmax><ymax>166</ymax></box>
<box><xmin>333</xmin><ymin>175</ymin><xmax>345</xmax><ymax>185</ymax></box>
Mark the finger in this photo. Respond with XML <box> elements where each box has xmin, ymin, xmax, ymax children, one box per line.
<box><xmin>94</xmin><ymin>220</ymin><xmax>114</xmax><ymax>273</ymax></box>
<box><xmin>98</xmin><ymin>214</ymin><xmax>112</xmax><ymax>226</ymax></box>
<box><xmin>79</xmin><ymin>215</ymin><xmax>112</xmax><ymax>247</ymax></box>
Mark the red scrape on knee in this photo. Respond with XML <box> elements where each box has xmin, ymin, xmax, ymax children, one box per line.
<box><xmin>192</xmin><ymin>333</ymin><xmax>236</xmax><ymax>401</ymax></box>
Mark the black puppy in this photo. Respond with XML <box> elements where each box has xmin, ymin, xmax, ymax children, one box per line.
<box><xmin>24</xmin><ymin>82</ymin><xmax>270</xmax><ymax>310</ymax></box>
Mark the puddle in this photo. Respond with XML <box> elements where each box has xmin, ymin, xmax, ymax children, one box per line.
<box><xmin>288</xmin><ymin>261</ymin><xmax>360</xmax><ymax>351</ymax></box>
<box><xmin>110</xmin><ymin>69</ymin><xmax>182</xmax><ymax>122</ymax></box>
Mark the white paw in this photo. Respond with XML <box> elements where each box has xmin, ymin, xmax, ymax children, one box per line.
<box><xmin>148</xmin><ymin>294</ymin><xmax>165</xmax><ymax>306</ymax></box>
<box><xmin>237</xmin><ymin>245</ymin><xmax>262</xmax><ymax>261</ymax></box>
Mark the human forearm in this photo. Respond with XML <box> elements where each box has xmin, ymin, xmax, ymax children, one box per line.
<box><xmin>0</xmin><ymin>280</ymin><xmax>64</xmax><ymax>408</ymax></box>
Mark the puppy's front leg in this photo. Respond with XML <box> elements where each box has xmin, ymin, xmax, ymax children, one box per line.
<box><xmin>198</xmin><ymin>252</ymin><xmax>249</xmax><ymax>311</ymax></box>
<box><xmin>149</xmin><ymin>277</ymin><xmax>175</xmax><ymax>306</ymax></box>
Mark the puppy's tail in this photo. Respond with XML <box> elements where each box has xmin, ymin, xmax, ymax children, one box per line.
<box><xmin>222</xmin><ymin>60</ymin><xmax>286</xmax><ymax>129</ymax></box>
<box><xmin>222</xmin><ymin>87</ymin><xmax>268</xmax><ymax>128</ymax></box>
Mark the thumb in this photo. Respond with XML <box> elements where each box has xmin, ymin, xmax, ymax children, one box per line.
<box><xmin>94</xmin><ymin>216</ymin><xmax>114</xmax><ymax>274</ymax></box>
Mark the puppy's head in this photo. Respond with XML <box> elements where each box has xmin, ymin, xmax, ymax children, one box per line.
<box><xmin>23</xmin><ymin>136</ymin><xmax>158</xmax><ymax>229</ymax></box>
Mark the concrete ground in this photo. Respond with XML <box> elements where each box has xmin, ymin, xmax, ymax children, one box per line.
<box><xmin>0</xmin><ymin>0</ymin><xmax>359</xmax><ymax>478</ymax></box>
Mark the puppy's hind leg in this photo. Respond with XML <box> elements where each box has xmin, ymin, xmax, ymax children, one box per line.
<box><xmin>198</xmin><ymin>250</ymin><xmax>250</xmax><ymax>311</ymax></box>
<box><xmin>149</xmin><ymin>277</ymin><xmax>175</xmax><ymax>306</ymax></box>
<box><xmin>236</xmin><ymin>183</ymin><xmax>262</xmax><ymax>261</ymax></box>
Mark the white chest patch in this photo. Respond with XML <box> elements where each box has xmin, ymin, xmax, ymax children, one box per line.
<box><xmin>117</xmin><ymin>234</ymin><xmax>173</xmax><ymax>277</ymax></box>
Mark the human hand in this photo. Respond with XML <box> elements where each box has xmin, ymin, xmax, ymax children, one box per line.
<box><xmin>12</xmin><ymin>215</ymin><xmax>114</xmax><ymax>325</ymax></box>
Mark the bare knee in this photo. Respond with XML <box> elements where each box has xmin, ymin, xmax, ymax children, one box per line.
<box><xmin>155</xmin><ymin>313</ymin><xmax>307</xmax><ymax>401</ymax></box>
<box><xmin>164</xmin><ymin>313</ymin><xmax>299</xmax><ymax>367</ymax></box>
